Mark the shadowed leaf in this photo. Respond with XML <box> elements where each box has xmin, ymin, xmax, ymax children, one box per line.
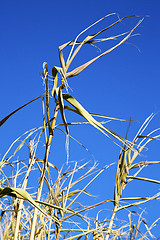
<box><xmin>0</xmin><ymin>94</ymin><xmax>42</xmax><ymax>127</ymax></box>
<box><xmin>0</xmin><ymin>187</ymin><xmax>60</xmax><ymax>222</ymax></box>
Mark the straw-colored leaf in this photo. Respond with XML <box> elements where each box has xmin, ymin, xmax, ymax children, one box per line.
<box><xmin>63</xmin><ymin>93</ymin><xmax>126</xmax><ymax>145</ymax></box>
<box><xmin>52</xmin><ymin>66</ymin><xmax>66</xmax><ymax>98</ymax></box>
<box><xmin>65</xmin><ymin>19</ymin><xmax>143</xmax><ymax>79</ymax></box>
<box><xmin>64</xmin><ymin>105</ymin><xmax>133</xmax><ymax>121</ymax></box>
<box><xmin>0</xmin><ymin>187</ymin><xmax>58</xmax><ymax>221</ymax></box>
<box><xmin>58</xmin><ymin>189</ymin><xmax>95</xmax><ymax>202</ymax></box>
<box><xmin>130</xmin><ymin>161</ymin><xmax>160</xmax><ymax>169</ymax></box>
<box><xmin>61</xmin><ymin>14</ymin><xmax>143</xmax><ymax>72</ymax></box>
<box><xmin>117</xmin><ymin>192</ymin><xmax>160</xmax><ymax>211</ymax></box>
<box><xmin>127</xmin><ymin>176</ymin><xmax>160</xmax><ymax>184</ymax></box>
<box><xmin>2</xmin><ymin>127</ymin><xmax>37</xmax><ymax>162</ymax></box>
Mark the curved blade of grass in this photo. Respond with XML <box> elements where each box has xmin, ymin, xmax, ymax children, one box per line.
<box><xmin>63</xmin><ymin>93</ymin><xmax>127</xmax><ymax>146</ymax></box>
<box><xmin>65</xmin><ymin>32</ymin><xmax>128</xmax><ymax>47</ymax></box>
<box><xmin>65</xmin><ymin>13</ymin><xmax>118</xmax><ymax>68</ymax></box>
<box><xmin>52</xmin><ymin>66</ymin><xmax>66</xmax><ymax>98</ymax></box>
<box><xmin>0</xmin><ymin>94</ymin><xmax>43</xmax><ymax>127</ymax></box>
<box><xmin>59</xmin><ymin>43</ymin><xmax>67</xmax><ymax>73</ymax></box>
<box><xmin>0</xmin><ymin>187</ymin><xmax>59</xmax><ymax>221</ymax></box>
<box><xmin>65</xmin><ymin>18</ymin><xmax>143</xmax><ymax>79</ymax></box>
<box><xmin>65</xmin><ymin>14</ymin><xmax>143</xmax><ymax>71</ymax></box>
<box><xmin>36</xmin><ymin>158</ymin><xmax>59</xmax><ymax>172</ymax></box>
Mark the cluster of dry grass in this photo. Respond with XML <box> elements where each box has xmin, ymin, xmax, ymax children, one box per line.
<box><xmin>0</xmin><ymin>14</ymin><xmax>160</xmax><ymax>239</ymax></box>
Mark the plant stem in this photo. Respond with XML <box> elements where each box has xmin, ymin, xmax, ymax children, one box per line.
<box><xmin>30</xmin><ymin>104</ymin><xmax>59</xmax><ymax>240</ymax></box>
<box><xmin>105</xmin><ymin>205</ymin><xmax>118</xmax><ymax>240</ymax></box>
<box><xmin>14</xmin><ymin>141</ymin><xmax>37</xmax><ymax>240</ymax></box>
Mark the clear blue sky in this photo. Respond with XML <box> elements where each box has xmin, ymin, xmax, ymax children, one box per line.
<box><xmin>0</xmin><ymin>0</ymin><xmax>160</xmax><ymax>237</ymax></box>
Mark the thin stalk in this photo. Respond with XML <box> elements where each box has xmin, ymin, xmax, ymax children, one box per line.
<box><xmin>30</xmin><ymin>104</ymin><xmax>59</xmax><ymax>240</ymax></box>
<box><xmin>14</xmin><ymin>140</ymin><xmax>38</xmax><ymax>240</ymax></box>
<box><xmin>105</xmin><ymin>205</ymin><xmax>118</xmax><ymax>240</ymax></box>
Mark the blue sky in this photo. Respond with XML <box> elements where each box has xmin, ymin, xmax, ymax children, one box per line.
<box><xmin>0</xmin><ymin>0</ymin><xmax>160</xmax><ymax>237</ymax></box>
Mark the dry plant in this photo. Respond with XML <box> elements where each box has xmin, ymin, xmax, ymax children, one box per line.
<box><xmin>0</xmin><ymin>13</ymin><xmax>160</xmax><ymax>240</ymax></box>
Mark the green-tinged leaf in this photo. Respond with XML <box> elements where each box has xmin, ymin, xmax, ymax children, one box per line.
<box><xmin>63</xmin><ymin>93</ymin><xmax>126</xmax><ymax>145</ymax></box>
<box><xmin>126</xmin><ymin>176</ymin><xmax>160</xmax><ymax>184</ymax></box>
<box><xmin>0</xmin><ymin>94</ymin><xmax>42</xmax><ymax>127</ymax></box>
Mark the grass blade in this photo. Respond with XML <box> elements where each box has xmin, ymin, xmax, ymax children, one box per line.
<box><xmin>65</xmin><ymin>18</ymin><xmax>143</xmax><ymax>79</ymax></box>
<box><xmin>0</xmin><ymin>94</ymin><xmax>42</xmax><ymax>127</ymax></box>
<box><xmin>63</xmin><ymin>93</ymin><xmax>126</xmax><ymax>145</ymax></box>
